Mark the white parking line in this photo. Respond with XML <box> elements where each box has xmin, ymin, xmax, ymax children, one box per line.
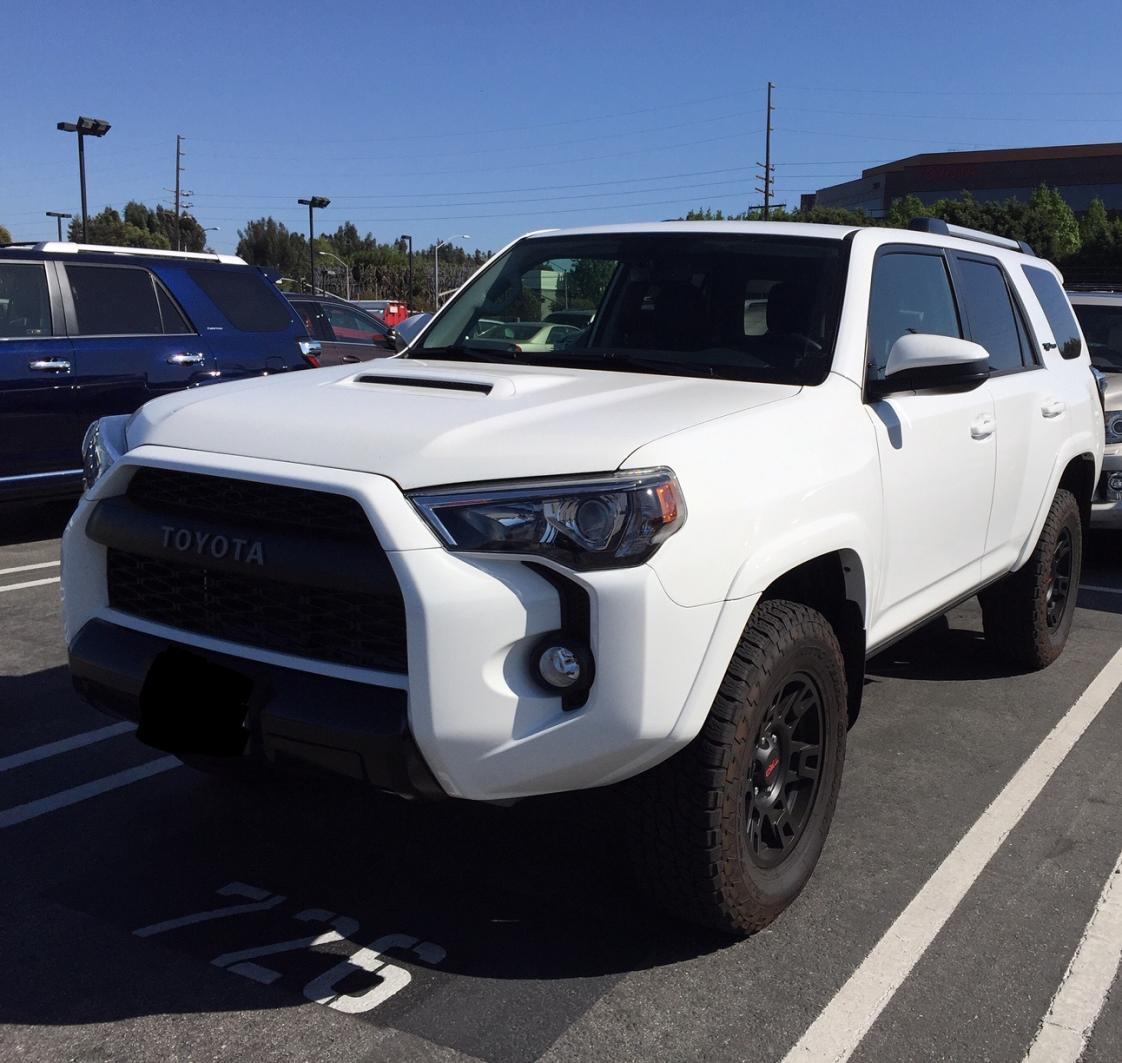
<box><xmin>0</xmin><ymin>576</ymin><xmax>61</xmax><ymax>594</ymax></box>
<box><xmin>0</xmin><ymin>721</ymin><xmax>136</xmax><ymax>773</ymax></box>
<box><xmin>783</xmin><ymin>644</ymin><xmax>1122</xmax><ymax>1063</ymax></box>
<box><xmin>0</xmin><ymin>756</ymin><xmax>180</xmax><ymax>830</ymax></box>
<box><xmin>0</xmin><ymin>560</ymin><xmax>59</xmax><ymax>577</ymax></box>
<box><xmin>1023</xmin><ymin>848</ymin><xmax>1122</xmax><ymax>1063</ymax></box>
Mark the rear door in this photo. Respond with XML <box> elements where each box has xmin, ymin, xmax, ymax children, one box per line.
<box><xmin>59</xmin><ymin>262</ymin><xmax>216</xmax><ymax>436</ymax></box>
<box><xmin>0</xmin><ymin>259</ymin><xmax>79</xmax><ymax>484</ymax></box>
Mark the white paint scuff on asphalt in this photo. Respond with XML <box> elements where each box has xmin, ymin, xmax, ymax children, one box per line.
<box><xmin>0</xmin><ymin>560</ymin><xmax>59</xmax><ymax>577</ymax></box>
<box><xmin>0</xmin><ymin>576</ymin><xmax>60</xmax><ymax>594</ymax></box>
<box><xmin>0</xmin><ymin>721</ymin><xmax>136</xmax><ymax>773</ymax></box>
<box><xmin>1022</xmin><ymin>849</ymin><xmax>1122</xmax><ymax>1063</ymax></box>
<box><xmin>782</xmin><ymin>643</ymin><xmax>1122</xmax><ymax>1063</ymax></box>
<box><xmin>0</xmin><ymin>756</ymin><xmax>180</xmax><ymax>829</ymax></box>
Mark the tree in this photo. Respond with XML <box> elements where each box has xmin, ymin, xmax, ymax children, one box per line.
<box><xmin>68</xmin><ymin>206</ymin><xmax>171</xmax><ymax>249</ymax></box>
<box><xmin>1022</xmin><ymin>185</ymin><xmax>1081</xmax><ymax>261</ymax></box>
<box><xmin>0</xmin><ymin>224</ymin><xmax>11</xmax><ymax>244</ymax></box>
<box><xmin>236</xmin><ymin>217</ymin><xmax>309</xmax><ymax>284</ymax></box>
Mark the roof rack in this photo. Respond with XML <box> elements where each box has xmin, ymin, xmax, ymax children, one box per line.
<box><xmin>907</xmin><ymin>217</ymin><xmax>1036</xmax><ymax>257</ymax></box>
<box><xmin>10</xmin><ymin>241</ymin><xmax>246</xmax><ymax>266</ymax></box>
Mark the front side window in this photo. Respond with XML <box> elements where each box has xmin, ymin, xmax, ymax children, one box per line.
<box><xmin>66</xmin><ymin>264</ymin><xmax>163</xmax><ymax>335</ymax></box>
<box><xmin>1023</xmin><ymin>265</ymin><xmax>1082</xmax><ymax>359</ymax></box>
<box><xmin>322</xmin><ymin>303</ymin><xmax>387</xmax><ymax>343</ymax></box>
<box><xmin>0</xmin><ymin>262</ymin><xmax>53</xmax><ymax>338</ymax></box>
<box><xmin>867</xmin><ymin>251</ymin><xmax>961</xmax><ymax>379</ymax></box>
<box><xmin>953</xmin><ymin>256</ymin><xmax>1027</xmax><ymax>373</ymax></box>
<box><xmin>416</xmin><ymin>233</ymin><xmax>846</xmax><ymax>385</ymax></box>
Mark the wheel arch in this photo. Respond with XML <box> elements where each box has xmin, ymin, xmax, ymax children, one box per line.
<box><xmin>1058</xmin><ymin>451</ymin><xmax>1097</xmax><ymax>531</ymax></box>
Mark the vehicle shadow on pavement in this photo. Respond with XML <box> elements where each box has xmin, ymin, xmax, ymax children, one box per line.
<box><xmin>865</xmin><ymin>615</ymin><xmax>1022</xmax><ymax>682</ymax></box>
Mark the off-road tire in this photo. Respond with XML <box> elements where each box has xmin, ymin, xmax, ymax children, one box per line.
<box><xmin>980</xmin><ymin>488</ymin><xmax>1082</xmax><ymax>671</ymax></box>
<box><xmin>627</xmin><ymin>599</ymin><xmax>848</xmax><ymax>936</ymax></box>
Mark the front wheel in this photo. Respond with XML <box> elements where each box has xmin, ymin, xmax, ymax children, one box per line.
<box><xmin>980</xmin><ymin>488</ymin><xmax>1082</xmax><ymax>671</ymax></box>
<box><xmin>627</xmin><ymin>599</ymin><xmax>848</xmax><ymax>936</ymax></box>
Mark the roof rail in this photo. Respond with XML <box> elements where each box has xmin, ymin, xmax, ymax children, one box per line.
<box><xmin>907</xmin><ymin>217</ymin><xmax>1036</xmax><ymax>257</ymax></box>
<box><xmin>23</xmin><ymin>242</ymin><xmax>246</xmax><ymax>265</ymax></box>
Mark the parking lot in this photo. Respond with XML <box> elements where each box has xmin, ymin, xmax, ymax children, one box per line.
<box><xmin>0</xmin><ymin>501</ymin><xmax>1120</xmax><ymax>1062</ymax></box>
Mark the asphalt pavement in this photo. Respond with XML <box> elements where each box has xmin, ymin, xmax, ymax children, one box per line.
<box><xmin>2</xmin><ymin>500</ymin><xmax>1121</xmax><ymax>1063</ymax></box>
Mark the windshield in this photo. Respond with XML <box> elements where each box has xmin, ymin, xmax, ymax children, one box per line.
<box><xmin>1071</xmin><ymin>302</ymin><xmax>1122</xmax><ymax>371</ymax></box>
<box><xmin>415</xmin><ymin>232</ymin><xmax>847</xmax><ymax>384</ymax></box>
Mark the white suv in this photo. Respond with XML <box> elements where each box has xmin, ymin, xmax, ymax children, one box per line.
<box><xmin>64</xmin><ymin>220</ymin><xmax>1103</xmax><ymax>935</ymax></box>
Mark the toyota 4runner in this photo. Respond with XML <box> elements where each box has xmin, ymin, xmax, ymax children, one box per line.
<box><xmin>62</xmin><ymin>219</ymin><xmax>1104</xmax><ymax>935</ymax></box>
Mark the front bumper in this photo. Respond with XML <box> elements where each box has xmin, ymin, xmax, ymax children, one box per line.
<box><xmin>1091</xmin><ymin>449</ymin><xmax>1122</xmax><ymax>529</ymax></box>
<box><xmin>69</xmin><ymin>618</ymin><xmax>444</xmax><ymax>798</ymax></box>
<box><xmin>62</xmin><ymin>447</ymin><xmax>754</xmax><ymax>801</ymax></box>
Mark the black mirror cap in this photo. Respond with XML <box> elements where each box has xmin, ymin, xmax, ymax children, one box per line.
<box><xmin>870</xmin><ymin>359</ymin><xmax>990</xmax><ymax>398</ymax></box>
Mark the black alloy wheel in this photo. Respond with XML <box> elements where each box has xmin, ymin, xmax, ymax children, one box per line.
<box><xmin>1046</xmin><ymin>527</ymin><xmax>1073</xmax><ymax>630</ymax></box>
<box><xmin>746</xmin><ymin>673</ymin><xmax>824</xmax><ymax>869</ymax></box>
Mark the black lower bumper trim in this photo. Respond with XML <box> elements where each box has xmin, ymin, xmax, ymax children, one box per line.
<box><xmin>69</xmin><ymin>619</ymin><xmax>444</xmax><ymax>800</ymax></box>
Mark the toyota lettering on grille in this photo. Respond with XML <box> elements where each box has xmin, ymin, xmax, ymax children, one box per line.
<box><xmin>160</xmin><ymin>525</ymin><xmax>265</xmax><ymax>565</ymax></box>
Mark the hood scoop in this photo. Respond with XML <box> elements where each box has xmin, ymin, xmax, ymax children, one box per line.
<box><xmin>353</xmin><ymin>373</ymin><xmax>493</xmax><ymax>395</ymax></box>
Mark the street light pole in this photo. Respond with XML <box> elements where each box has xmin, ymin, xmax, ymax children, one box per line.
<box><xmin>46</xmin><ymin>211</ymin><xmax>72</xmax><ymax>241</ymax></box>
<box><xmin>298</xmin><ymin>196</ymin><xmax>330</xmax><ymax>293</ymax></box>
<box><xmin>317</xmin><ymin>250</ymin><xmax>351</xmax><ymax>300</ymax></box>
<box><xmin>400</xmin><ymin>234</ymin><xmax>413</xmax><ymax>308</ymax></box>
<box><xmin>433</xmin><ymin>234</ymin><xmax>470</xmax><ymax>310</ymax></box>
<box><xmin>56</xmin><ymin>117</ymin><xmax>111</xmax><ymax>242</ymax></box>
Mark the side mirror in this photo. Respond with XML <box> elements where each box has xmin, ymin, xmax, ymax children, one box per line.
<box><xmin>874</xmin><ymin>332</ymin><xmax>989</xmax><ymax>396</ymax></box>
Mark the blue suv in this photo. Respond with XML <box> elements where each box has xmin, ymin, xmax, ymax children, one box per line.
<box><xmin>0</xmin><ymin>242</ymin><xmax>315</xmax><ymax>501</ymax></box>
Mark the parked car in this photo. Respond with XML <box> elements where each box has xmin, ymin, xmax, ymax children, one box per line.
<box><xmin>0</xmin><ymin>241</ymin><xmax>313</xmax><ymax>501</ymax></box>
<box><xmin>392</xmin><ymin>312</ymin><xmax>433</xmax><ymax>348</ymax></box>
<box><xmin>1068</xmin><ymin>289</ymin><xmax>1122</xmax><ymax>526</ymax></box>
<box><xmin>351</xmin><ymin>299</ymin><xmax>410</xmax><ymax>326</ymax></box>
<box><xmin>475</xmin><ymin>321</ymin><xmax>581</xmax><ymax>351</ymax></box>
<box><xmin>544</xmin><ymin>309</ymin><xmax>595</xmax><ymax>328</ymax></box>
<box><xmin>287</xmin><ymin>294</ymin><xmax>396</xmax><ymax>366</ymax></box>
<box><xmin>64</xmin><ymin>218</ymin><xmax>1102</xmax><ymax>936</ymax></box>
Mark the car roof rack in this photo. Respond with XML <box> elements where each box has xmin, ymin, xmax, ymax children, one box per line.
<box><xmin>907</xmin><ymin>217</ymin><xmax>1036</xmax><ymax>257</ymax></box>
<box><xmin>9</xmin><ymin>241</ymin><xmax>246</xmax><ymax>265</ymax></box>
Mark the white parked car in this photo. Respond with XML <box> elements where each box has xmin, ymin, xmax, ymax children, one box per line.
<box><xmin>1067</xmin><ymin>289</ymin><xmax>1122</xmax><ymax>527</ymax></box>
<box><xmin>65</xmin><ymin>219</ymin><xmax>1103</xmax><ymax>935</ymax></box>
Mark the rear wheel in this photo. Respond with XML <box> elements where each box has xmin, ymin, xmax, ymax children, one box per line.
<box><xmin>628</xmin><ymin>599</ymin><xmax>848</xmax><ymax>936</ymax></box>
<box><xmin>980</xmin><ymin>488</ymin><xmax>1082</xmax><ymax>670</ymax></box>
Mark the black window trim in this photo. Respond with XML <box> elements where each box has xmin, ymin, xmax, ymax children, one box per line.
<box><xmin>0</xmin><ymin>259</ymin><xmax>65</xmax><ymax>342</ymax></box>
<box><xmin>946</xmin><ymin>249</ymin><xmax>1041</xmax><ymax>378</ymax></box>
<box><xmin>58</xmin><ymin>260</ymin><xmax>197</xmax><ymax>339</ymax></box>
<box><xmin>863</xmin><ymin>242</ymin><xmax>964</xmax><ymax>401</ymax></box>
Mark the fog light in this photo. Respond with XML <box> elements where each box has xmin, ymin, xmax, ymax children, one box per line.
<box><xmin>1110</xmin><ymin>472</ymin><xmax>1122</xmax><ymax>493</ymax></box>
<box><xmin>538</xmin><ymin>645</ymin><xmax>581</xmax><ymax>688</ymax></box>
<box><xmin>531</xmin><ymin>635</ymin><xmax>594</xmax><ymax>699</ymax></box>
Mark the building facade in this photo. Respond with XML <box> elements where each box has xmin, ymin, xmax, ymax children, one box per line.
<box><xmin>806</xmin><ymin>143</ymin><xmax>1122</xmax><ymax>217</ymax></box>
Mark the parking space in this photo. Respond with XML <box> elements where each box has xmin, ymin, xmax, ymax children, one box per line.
<box><xmin>2</xmin><ymin>505</ymin><xmax>1121</xmax><ymax>1062</ymax></box>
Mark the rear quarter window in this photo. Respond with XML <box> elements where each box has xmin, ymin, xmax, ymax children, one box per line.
<box><xmin>189</xmin><ymin>268</ymin><xmax>294</xmax><ymax>333</ymax></box>
<box><xmin>1022</xmin><ymin>265</ymin><xmax>1083</xmax><ymax>359</ymax></box>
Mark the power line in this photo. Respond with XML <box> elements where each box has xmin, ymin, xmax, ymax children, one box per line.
<box><xmin>782</xmin><ymin>105</ymin><xmax>1122</xmax><ymax>124</ymax></box>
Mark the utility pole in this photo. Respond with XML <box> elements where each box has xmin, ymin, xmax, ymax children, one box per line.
<box><xmin>174</xmin><ymin>135</ymin><xmax>184</xmax><ymax>251</ymax></box>
<box><xmin>755</xmin><ymin>82</ymin><xmax>775</xmax><ymax>220</ymax></box>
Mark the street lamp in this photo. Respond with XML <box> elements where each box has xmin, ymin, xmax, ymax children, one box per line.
<box><xmin>434</xmin><ymin>234</ymin><xmax>470</xmax><ymax>309</ymax></box>
<box><xmin>56</xmin><ymin>116</ymin><xmax>111</xmax><ymax>242</ymax></box>
<box><xmin>46</xmin><ymin>211</ymin><xmax>72</xmax><ymax>241</ymax></box>
<box><xmin>317</xmin><ymin>250</ymin><xmax>352</xmax><ymax>300</ymax></box>
<box><xmin>400</xmin><ymin>234</ymin><xmax>413</xmax><ymax>308</ymax></box>
<box><xmin>298</xmin><ymin>196</ymin><xmax>330</xmax><ymax>293</ymax></box>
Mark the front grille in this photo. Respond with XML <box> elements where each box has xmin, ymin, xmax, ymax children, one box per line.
<box><xmin>106</xmin><ymin>468</ymin><xmax>408</xmax><ymax>674</ymax></box>
<box><xmin>127</xmin><ymin>466</ymin><xmax>370</xmax><ymax>536</ymax></box>
<box><xmin>107</xmin><ymin>549</ymin><xmax>408</xmax><ymax>673</ymax></box>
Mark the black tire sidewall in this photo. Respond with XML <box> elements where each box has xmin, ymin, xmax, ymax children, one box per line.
<box><xmin>1036</xmin><ymin>494</ymin><xmax>1083</xmax><ymax>654</ymax></box>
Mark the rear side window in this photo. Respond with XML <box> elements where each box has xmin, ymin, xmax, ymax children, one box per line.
<box><xmin>66</xmin><ymin>264</ymin><xmax>163</xmax><ymax>335</ymax></box>
<box><xmin>189</xmin><ymin>269</ymin><xmax>293</xmax><ymax>332</ymax></box>
<box><xmin>0</xmin><ymin>262</ymin><xmax>53</xmax><ymax>338</ymax></box>
<box><xmin>867</xmin><ymin>251</ymin><xmax>961</xmax><ymax>378</ymax></box>
<box><xmin>155</xmin><ymin>283</ymin><xmax>193</xmax><ymax>334</ymax></box>
<box><xmin>953</xmin><ymin>256</ymin><xmax>1027</xmax><ymax>373</ymax></box>
<box><xmin>322</xmin><ymin>302</ymin><xmax>387</xmax><ymax>342</ymax></box>
<box><xmin>1022</xmin><ymin>265</ymin><xmax>1082</xmax><ymax>359</ymax></box>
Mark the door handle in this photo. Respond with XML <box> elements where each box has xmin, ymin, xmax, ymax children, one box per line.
<box><xmin>28</xmin><ymin>358</ymin><xmax>72</xmax><ymax>373</ymax></box>
<box><xmin>167</xmin><ymin>352</ymin><xmax>206</xmax><ymax>366</ymax></box>
<box><xmin>970</xmin><ymin>413</ymin><xmax>995</xmax><ymax>440</ymax></box>
<box><xmin>1041</xmin><ymin>399</ymin><xmax>1066</xmax><ymax>418</ymax></box>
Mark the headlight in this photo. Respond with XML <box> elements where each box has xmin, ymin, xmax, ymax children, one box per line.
<box><xmin>1106</xmin><ymin>411</ymin><xmax>1122</xmax><ymax>445</ymax></box>
<box><xmin>81</xmin><ymin>415</ymin><xmax>131</xmax><ymax>491</ymax></box>
<box><xmin>409</xmin><ymin>468</ymin><xmax>686</xmax><ymax>570</ymax></box>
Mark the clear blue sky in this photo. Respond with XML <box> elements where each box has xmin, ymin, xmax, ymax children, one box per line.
<box><xmin>5</xmin><ymin>0</ymin><xmax>1122</xmax><ymax>254</ymax></box>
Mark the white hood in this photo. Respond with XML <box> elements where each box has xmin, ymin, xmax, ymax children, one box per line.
<box><xmin>127</xmin><ymin>360</ymin><xmax>799</xmax><ymax>489</ymax></box>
